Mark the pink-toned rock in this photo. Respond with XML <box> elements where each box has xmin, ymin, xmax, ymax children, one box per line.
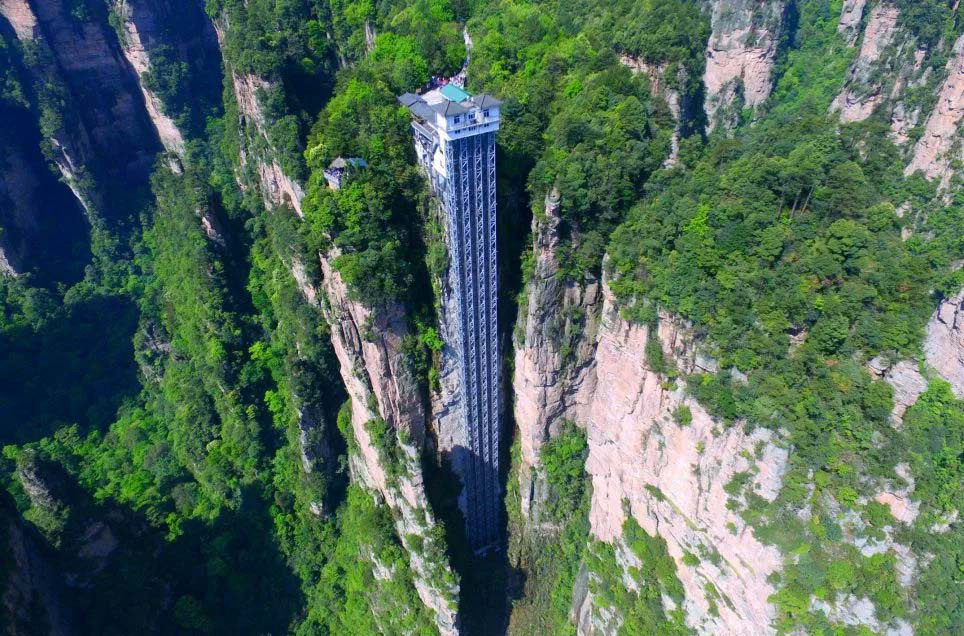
<box><xmin>288</xmin><ymin>257</ymin><xmax>319</xmax><ymax>306</ymax></box>
<box><xmin>515</xmin><ymin>246</ymin><xmax>786</xmax><ymax>632</ymax></box>
<box><xmin>890</xmin><ymin>98</ymin><xmax>922</xmax><ymax>146</ymax></box>
<box><xmin>319</xmin><ymin>253</ymin><xmax>459</xmax><ymax>635</ymax></box>
<box><xmin>867</xmin><ymin>357</ymin><xmax>928</xmax><ymax>424</ymax></box>
<box><xmin>853</xmin><ymin>4</ymin><xmax>899</xmax><ymax>63</ymax></box>
<box><xmin>703</xmin><ymin>0</ymin><xmax>787</xmax><ymax>131</ymax></box>
<box><xmin>838</xmin><ymin>0</ymin><xmax>869</xmax><ymax>46</ymax></box>
<box><xmin>0</xmin><ymin>0</ymin><xmax>37</xmax><ymax>39</ymax></box>
<box><xmin>924</xmin><ymin>289</ymin><xmax>964</xmax><ymax>398</ymax></box>
<box><xmin>512</xmin><ymin>193</ymin><xmax>601</xmax><ymax>518</ymax></box>
<box><xmin>906</xmin><ymin>35</ymin><xmax>964</xmax><ymax>188</ymax></box>
<box><xmin>620</xmin><ymin>55</ymin><xmax>683</xmax><ymax>166</ymax></box>
<box><xmin>831</xmin><ymin>4</ymin><xmax>901</xmax><ymax>123</ymax></box>
<box><xmin>583</xmin><ymin>283</ymin><xmax>787</xmax><ymax>634</ymax></box>
<box><xmin>226</xmin><ymin>71</ymin><xmax>306</xmax><ymax>215</ymax></box>
<box><xmin>27</xmin><ymin>0</ymin><xmax>159</xmax><ymax>178</ymax></box>
<box><xmin>111</xmin><ymin>0</ymin><xmax>186</xmax><ymax>157</ymax></box>
<box><xmin>875</xmin><ymin>491</ymin><xmax>920</xmax><ymax>525</ymax></box>
<box><xmin>231</xmin><ymin>72</ymin><xmax>273</xmax><ymax>132</ymax></box>
<box><xmin>255</xmin><ymin>157</ymin><xmax>306</xmax><ymax>216</ymax></box>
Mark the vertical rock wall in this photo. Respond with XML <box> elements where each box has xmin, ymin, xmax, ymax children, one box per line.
<box><xmin>925</xmin><ymin>289</ymin><xmax>964</xmax><ymax>398</ymax></box>
<box><xmin>702</xmin><ymin>0</ymin><xmax>787</xmax><ymax>132</ymax></box>
<box><xmin>583</xmin><ymin>284</ymin><xmax>787</xmax><ymax>634</ymax></box>
<box><xmin>838</xmin><ymin>0</ymin><xmax>869</xmax><ymax>46</ymax></box>
<box><xmin>905</xmin><ymin>35</ymin><xmax>964</xmax><ymax>188</ymax></box>
<box><xmin>511</xmin><ymin>197</ymin><xmax>787</xmax><ymax>634</ymax></box>
<box><xmin>7</xmin><ymin>0</ymin><xmax>161</xmax><ymax>182</ymax></box>
<box><xmin>213</xmin><ymin>21</ymin><xmax>307</xmax><ymax>218</ymax></box>
<box><xmin>512</xmin><ymin>193</ymin><xmax>601</xmax><ymax>521</ymax></box>
<box><xmin>830</xmin><ymin>2</ymin><xmax>964</xmax><ymax>191</ymax></box>
<box><xmin>110</xmin><ymin>0</ymin><xmax>207</xmax><ymax>159</ymax></box>
<box><xmin>831</xmin><ymin>3</ymin><xmax>902</xmax><ymax>123</ymax></box>
<box><xmin>215</xmin><ymin>17</ymin><xmax>461</xmax><ymax>629</ymax></box>
<box><xmin>320</xmin><ymin>255</ymin><xmax>460</xmax><ymax>635</ymax></box>
<box><xmin>619</xmin><ymin>55</ymin><xmax>684</xmax><ymax>166</ymax></box>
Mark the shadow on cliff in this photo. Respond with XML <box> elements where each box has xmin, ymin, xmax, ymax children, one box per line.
<box><xmin>423</xmin><ymin>445</ymin><xmax>523</xmax><ymax>636</ymax></box>
<box><xmin>4</xmin><ymin>455</ymin><xmax>303</xmax><ymax>636</ymax></box>
<box><xmin>0</xmin><ymin>293</ymin><xmax>139</xmax><ymax>446</ymax></box>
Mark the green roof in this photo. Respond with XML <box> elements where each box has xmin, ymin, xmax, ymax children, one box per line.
<box><xmin>439</xmin><ymin>84</ymin><xmax>471</xmax><ymax>103</ymax></box>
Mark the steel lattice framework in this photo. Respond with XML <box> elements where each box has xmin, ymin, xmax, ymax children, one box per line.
<box><xmin>442</xmin><ymin>131</ymin><xmax>501</xmax><ymax>552</ymax></box>
<box><xmin>400</xmin><ymin>88</ymin><xmax>502</xmax><ymax>553</ymax></box>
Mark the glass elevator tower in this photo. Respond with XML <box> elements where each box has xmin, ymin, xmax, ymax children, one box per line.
<box><xmin>399</xmin><ymin>85</ymin><xmax>501</xmax><ymax>552</ymax></box>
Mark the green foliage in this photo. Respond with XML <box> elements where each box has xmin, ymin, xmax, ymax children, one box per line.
<box><xmin>370</xmin><ymin>33</ymin><xmax>430</xmax><ymax>92</ymax></box>
<box><xmin>672</xmin><ymin>405</ymin><xmax>692</xmax><ymax>427</ymax></box>
<box><xmin>506</xmin><ymin>432</ymin><xmax>590</xmax><ymax>635</ymax></box>
<box><xmin>0</xmin><ymin>287</ymin><xmax>139</xmax><ymax>446</ymax></box>
<box><xmin>901</xmin><ymin>381</ymin><xmax>964</xmax><ymax>635</ymax></box>
<box><xmin>539</xmin><ymin>424</ymin><xmax>588</xmax><ymax>522</ymax></box>
<box><xmin>469</xmin><ymin>0</ymin><xmax>699</xmax><ymax>276</ymax></box>
<box><xmin>600</xmin><ymin>3</ymin><xmax>964</xmax><ymax>633</ymax></box>
<box><xmin>904</xmin><ymin>381</ymin><xmax>964</xmax><ymax>514</ymax></box>
<box><xmin>302</xmin><ymin>71</ymin><xmax>427</xmax><ymax>305</ymax></box>
<box><xmin>586</xmin><ymin>517</ymin><xmax>690</xmax><ymax>635</ymax></box>
<box><xmin>297</xmin><ymin>485</ymin><xmax>439</xmax><ymax>635</ymax></box>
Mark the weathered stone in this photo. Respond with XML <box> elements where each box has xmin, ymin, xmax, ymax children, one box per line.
<box><xmin>867</xmin><ymin>357</ymin><xmax>928</xmax><ymax>424</ymax></box>
<box><xmin>583</xmin><ymin>283</ymin><xmax>787</xmax><ymax>634</ymax></box>
<box><xmin>512</xmin><ymin>193</ymin><xmax>601</xmax><ymax>520</ymax></box>
<box><xmin>703</xmin><ymin>0</ymin><xmax>787</xmax><ymax>131</ymax></box>
<box><xmin>831</xmin><ymin>4</ymin><xmax>901</xmax><ymax>123</ymax></box>
<box><xmin>838</xmin><ymin>0</ymin><xmax>868</xmax><ymax>46</ymax></box>
<box><xmin>924</xmin><ymin>289</ymin><xmax>964</xmax><ymax>398</ymax></box>
<box><xmin>906</xmin><ymin>35</ymin><xmax>964</xmax><ymax>189</ymax></box>
<box><xmin>619</xmin><ymin>55</ymin><xmax>683</xmax><ymax>166</ymax></box>
<box><xmin>319</xmin><ymin>252</ymin><xmax>459</xmax><ymax>635</ymax></box>
<box><xmin>111</xmin><ymin>0</ymin><xmax>189</xmax><ymax>157</ymax></box>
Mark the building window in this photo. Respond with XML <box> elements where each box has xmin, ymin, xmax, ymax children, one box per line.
<box><xmin>483</xmin><ymin>109</ymin><xmax>490</xmax><ymax>117</ymax></box>
<box><xmin>454</xmin><ymin>116</ymin><xmax>461</xmax><ymax>124</ymax></box>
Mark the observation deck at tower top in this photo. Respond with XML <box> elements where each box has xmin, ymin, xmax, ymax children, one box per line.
<box><xmin>397</xmin><ymin>85</ymin><xmax>501</xmax><ymax>142</ymax></box>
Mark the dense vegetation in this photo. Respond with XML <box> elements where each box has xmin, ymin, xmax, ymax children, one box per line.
<box><xmin>603</xmin><ymin>2</ymin><xmax>964</xmax><ymax>633</ymax></box>
<box><xmin>506</xmin><ymin>426</ymin><xmax>589</xmax><ymax>634</ymax></box>
<box><xmin>1</xmin><ymin>0</ymin><xmax>962</xmax><ymax>635</ymax></box>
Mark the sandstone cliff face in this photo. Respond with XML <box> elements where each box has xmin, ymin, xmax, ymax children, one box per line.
<box><xmin>231</xmin><ymin>70</ymin><xmax>307</xmax><ymax>216</ymax></box>
<box><xmin>0</xmin><ymin>105</ymin><xmax>90</xmax><ymax>282</ymax></box>
<box><xmin>867</xmin><ymin>357</ymin><xmax>928</xmax><ymax>425</ymax></box>
<box><xmin>905</xmin><ymin>35</ymin><xmax>964</xmax><ymax>188</ymax></box>
<box><xmin>830</xmin><ymin>2</ymin><xmax>964</xmax><ymax>189</ymax></box>
<box><xmin>0</xmin><ymin>0</ymin><xmax>33</xmax><ymax>38</ymax></box>
<box><xmin>925</xmin><ymin>288</ymin><xmax>964</xmax><ymax>398</ymax></box>
<box><xmin>619</xmin><ymin>56</ymin><xmax>684</xmax><ymax>166</ymax></box>
<box><xmin>2</xmin><ymin>0</ymin><xmax>161</xmax><ymax>182</ymax></box>
<box><xmin>0</xmin><ymin>0</ymin><xmax>178</xmax><ymax>226</ymax></box>
<box><xmin>702</xmin><ymin>0</ymin><xmax>787</xmax><ymax>132</ymax></box>
<box><xmin>512</xmin><ymin>192</ymin><xmax>601</xmax><ymax>522</ymax></box>
<box><xmin>320</xmin><ymin>254</ymin><xmax>460</xmax><ymax>635</ymax></box>
<box><xmin>831</xmin><ymin>1</ymin><xmax>940</xmax><ymax>150</ymax></box>
<box><xmin>210</xmin><ymin>12</ymin><xmax>461</xmax><ymax>626</ymax></box>
<box><xmin>1</xmin><ymin>2</ymin><xmax>94</xmax><ymax>215</ymax></box>
<box><xmin>429</xmin><ymin>200</ymin><xmax>471</xmax><ymax>515</ymax></box>
<box><xmin>213</xmin><ymin>20</ymin><xmax>307</xmax><ymax>218</ymax></box>
<box><xmin>831</xmin><ymin>3</ymin><xmax>902</xmax><ymax>123</ymax></box>
<box><xmin>512</xmin><ymin>198</ymin><xmax>784</xmax><ymax>634</ymax></box>
<box><xmin>582</xmin><ymin>284</ymin><xmax>788</xmax><ymax>635</ymax></box>
<box><xmin>838</xmin><ymin>0</ymin><xmax>868</xmax><ymax>46</ymax></box>
<box><xmin>110</xmin><ymin>0</ymin><xmax>197</xmax><ymax>158</ymax></box>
